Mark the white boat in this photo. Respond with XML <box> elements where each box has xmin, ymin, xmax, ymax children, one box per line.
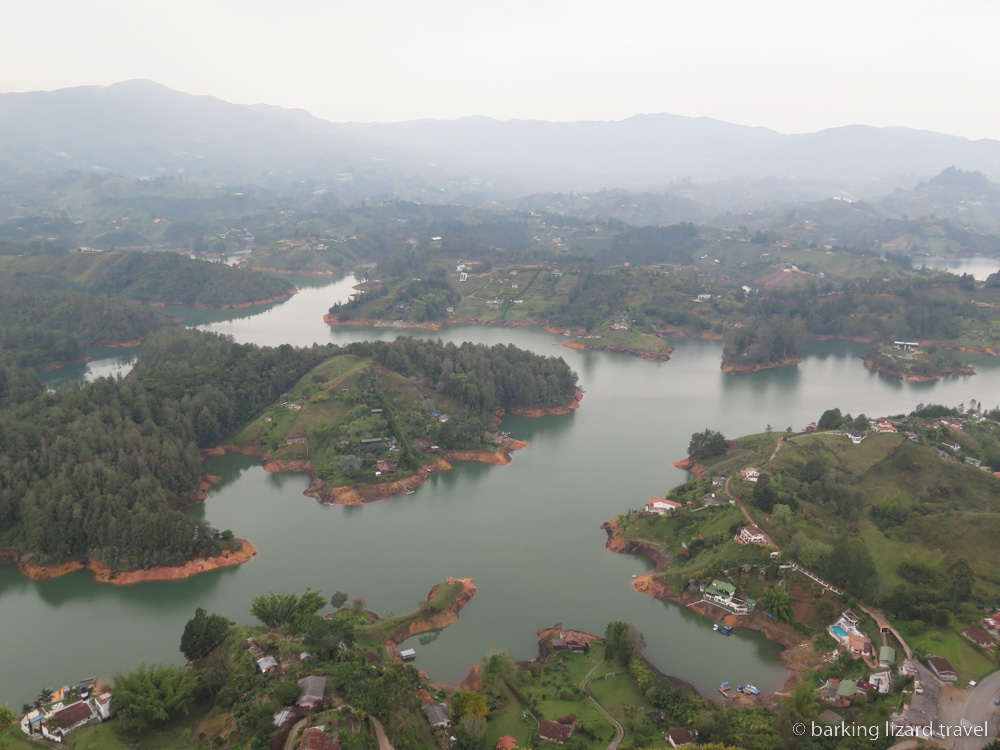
<box><xmin>713</xmin><ymin>623</ymin><xmax>719</xmax><ymax>631</ymax></box>
<box><xmin>743</xmin><ymin>684</ymin><xmax>760</xmax><ymax>695</ymax></box>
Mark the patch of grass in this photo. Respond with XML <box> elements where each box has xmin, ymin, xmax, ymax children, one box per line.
<box><xmin>903</xmin><ymin>626</ymin><xmax>996</xmax><ymax>683</ymax></box>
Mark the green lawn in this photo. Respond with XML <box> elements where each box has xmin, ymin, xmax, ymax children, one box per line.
<box><xmin>903</xmin><ymin>626</ymin><xmax>997</xmax><ymax>684</ymax></box>
<box><xmin>485</xmin><ymin>683</ymin><xmax>535</xmax><ymax>748</ymax></box>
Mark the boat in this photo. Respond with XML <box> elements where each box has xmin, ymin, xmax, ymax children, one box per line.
<box><xmin>720</xmin><ymin>625</ymin><xmax>734</xmax><ymax>635</ymax></box>
<box><xmin>712</xmin><ymin>623</ymin><xmax>719</xmax><ymax>631</ymax></box>
<box><xmin>405</xmin><ymin>490</ymin><xmax>415</xmax><ymax>495</ymax></box>
<box><xmin>743</xmin><ymin>684</ymin><xmax>760</xmax><ymax>695</ymax></box>
<box><xmin>631</xmin><ymin>574</ymin><xmax>638</xmax><ymax>579</ymax></box>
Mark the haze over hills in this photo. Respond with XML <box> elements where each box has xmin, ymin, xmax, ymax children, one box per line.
<box><xmin>4</xmin><ymin>80</ymin><xmax>1000</xmax><ymax>198</ymax></box>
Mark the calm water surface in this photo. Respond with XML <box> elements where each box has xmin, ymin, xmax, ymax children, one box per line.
<box><xmin>7</xmin><ymin>270</ymin><xmax>1000</xmax><ymax>708</ymax></box>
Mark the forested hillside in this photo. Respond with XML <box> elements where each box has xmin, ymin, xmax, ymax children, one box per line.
<box><xmin>0</xmin><ymin>329</ymin><xmax>333</xmax><ymax>570</ymax></box>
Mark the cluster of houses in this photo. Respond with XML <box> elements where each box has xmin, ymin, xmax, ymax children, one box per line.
<box><xmin>19</xmin><ymin>679</ymin><xmax>112</xmax><ymax>743</ymax></box>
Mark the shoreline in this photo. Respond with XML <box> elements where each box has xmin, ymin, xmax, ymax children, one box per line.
<box><xmin>2</xmin><ymin>539</ymin><xmax>257</xmax><ymax>585</ymax></box>
<box><xmin>560</xmin><ymin>340</ymin><xmax>673</xmax><ymax>362</ymax></box>
<box><xmin>862</xmin><ymin>356</ymin><xmax>976</xmax><ymax>382</ymax></box>
<box><xmin>601</xmin><ymin>519</ymin><xmax>808</xmax><ymax>700</ymax></box>
<box><xmin>720</xmin><ymin>355</ymin><xmax>802</xmax><ymax>375</ymax></box>
<box><xmin>145</xmin><ymin>288</ymin><xmax>298</xmax><ymax>310</ymax></box>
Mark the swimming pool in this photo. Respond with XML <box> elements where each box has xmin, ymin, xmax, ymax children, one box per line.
<box><xmin>831</xmin><ymin>625</ymin><xmax>848</xmax><ymax>639</ymax></box>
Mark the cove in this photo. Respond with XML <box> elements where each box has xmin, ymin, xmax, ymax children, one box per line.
<box><xmin>7</xmin><ymin>270</ymin><xmax>1000</xmax><ymax>709</ymax></box>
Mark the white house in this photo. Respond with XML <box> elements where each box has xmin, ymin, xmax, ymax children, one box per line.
<box><xmin>738</xmin><ymin>525</ymin><xmax>768</xmax><ymax>545</ymax></box>
<box><xmin>648</xmin><ymin>499</ymin><xmax>682</xmax><ymax>515</ymax></box>
<box><xmin>740</xmin><ymin>468</ymin><xmax>760</xmax><ymax>482</ymax></box>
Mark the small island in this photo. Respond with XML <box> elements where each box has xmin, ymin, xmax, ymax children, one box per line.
<box><xmin>862</xmin><ymin>341</ymin><xmax>975</xmax><ymax>381</ymax></box>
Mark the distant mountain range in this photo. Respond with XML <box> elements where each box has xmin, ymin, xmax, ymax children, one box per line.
<box><xmin>4</xmin><ymin>80</ymin><xmax>1000</xmax><ymax>195</ymax></box>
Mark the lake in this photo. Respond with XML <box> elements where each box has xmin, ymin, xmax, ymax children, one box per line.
<box><xmin>10</xmin><ymin>270</ymin><xmax>1000</xmax><ymax>709</ymax></box>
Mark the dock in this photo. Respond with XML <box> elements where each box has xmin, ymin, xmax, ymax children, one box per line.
<box><xmin>718</xmin><ymin>681</ymin><xmax>732</xmax><ymax>697</ymax></box>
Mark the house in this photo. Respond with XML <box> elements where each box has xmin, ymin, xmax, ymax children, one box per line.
<box><xmin>965</xmin><ymin>456</ymin><xmax>982</xmax><ymax>467</ymax></box>
<box><xmin>879</xmin><ymin>645</ymin><xmax>896</xmax><ymax>666</ymax></box>
<box><xmin>666</xmin><ymin>728</ymin><xmax>694</xmax><ymax>747</ymax></box>
<box><xmin>702</xmin><ymin>493</ymin><xmax>728</xmax><ymax>506</ymax></box>
<box><xmin>257</xmin><ymin>655</ymin><xmax>279</xmax><ymax>673</ymax></box>
<box><xmin>648</xmin><ymin>498</ymin><xmax>682</xmax><ymax>515</ymax></box>
<box><xmin>459</xmin><ymin>272</ymin><xmax>468</xmax><ymax>282</ymax></box>
<box><xmin>497</xmin><ymin>736</ymin><xmax>518</xmax><ymax>750</ymax></box>
<box><xmin>273</xmin><ymin>709</ymin><xmax>294</xmax><ymax>728</ymax></box>
<box><xmin>286</xmin><ymin>437</ymin><xmax>307</xmax><ymax>445</ymax></box>
<box><xmin>872</xmin><ymin>421</ymin><xmax>897</xmax><ymax>433</ymax></box>
<box><xmin>550</xmin><ymin>631</ymin><xmax>590</xmax><ymax>652</ymax></box>
<box><xmin>375</xmin><ymin>460</ymin><xmax>396</xmax><ymax>476</ymax></box>
<box><xmin>962</xmin><ymin>626</ymin><xmax>995</xmax><ymax>648</ymax></box>
<box><xmin>822</xmin><ymin>679</ymin><xmax>857</xmax><ymax>707</ymax></box>
<box><xmin>845</xmin><ymin>429</ymin><xmax>866</xmax><ymax>444</ymax></box>
<box><xmin>41</xmin><ymin>701</ymin><xmax>96</xmax><ymax>741</ymax></box>
<box><xmin>697</xmin><ymin>294</ymin><xmax>712</xmax><ymax>302</ymax></box>
<box><xmin>297</xmin><ymin>676</ymin><xmax>326</xmax><ymax>708</ymax></box>
<box><xmin>438</xmin><ymin>414</ymin><xmax>450</xmax><ymax>423</ymax></box>
<box><xmin>93</xmin><ymin>693</ymin><xmax>112</xmax><ymax>721</ymax></box>
<box><xmin>486</xmin><ymin>299</ymin><xmax>501</xmax><ymax>309</ymax></box>
<box><xmin>423</xmin><ymin>703</ymin><xmax>451</xmax><ymax>729</ymax></box>
<box><xmin>738</xmin><ymin>524</ymin><xmax>768</xmax><ymax>545</ymax></box>
<box><xmin>712</xmin><ymin>476</ymin><xmax>726</xmax><ymax>487</ymax></box>
<box><xmin>400</xmin><ymin>648</ymin><xmax>417</xmax><ymax>661</ymax></box>
<box><xmin>848</xmin><ymin>634</ymin><xmax>874</xmax><ymax>657</ymax></box>
<box><xmin>740</xmin><ymin>468</ymin><xmax>760</xmax><ymax>482</ymax></box>
<box><xmin>893</xmin><ymin>341</ymin><xmax>920</xmax><ymax>351</ymax></box>
<box><xmin>870</xmin><ymin>670</ymin><xmax>893</xmax><ymax>693</ymax></box>
<box><xmin>359</xmin><ymin>437</ymin><xmax>383</xmax><ymax>446</ymax></box>
<box><xmin>981</xmin><ymin>614</ymin><xmax>1000</xmax><ymax>635</ymax></box>
<box><xmin>300</xmin><ymin>726</ymin><xmax>341</xmax><ymax>750</ymax></box>
<box><xmin>942</xmin><ymin>440</ymin><xmax>961</xmax><ymax>452</ymax></box>
<box><xmin>926</xmin><ymin>655</ymin><xmax>958</xmax><ymax>681</ymax></box>
<box><xmin>538</xmin><ymin>719</ymin><xmax>575</xmax><ymax>745</ymax></box>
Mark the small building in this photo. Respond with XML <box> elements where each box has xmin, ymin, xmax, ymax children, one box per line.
<box><xmin>738</xmin><ymin>524</ymin><xmax>768</xmax><ymax>545</ymax></box>
<box><xmin>962</xmin><ymin>626</ymin><xmax>995</xmax><ymax>648</ymax></box>
<box><xmin>697</xmin><ymin>294</ymin><xmax>712</xmax><ymax>302</ymax></box>
<box><xmin>872</xmin><ymin>421</ymin><xmax>897</xmax><ymax>433</ymax></box>
<box><xmin>286</xmin><ymin>437</ymin><xmax>307</xmax><ymax>445</ymax></box>
<box><xmin>400</xmin><ymin>648</ymin><xmax>417</xmax><ymax>661</ymax></box>
<box><xmin>538</xmin><ymin>719</ymin><xmax>575</xmax><ymax>745</ymax></box>
<box><xmin>845</xmin><ymin>429</ymin><xmax>866</xmax><ymax>444</ymax></box>
<box><xmin>375</xmin><ymin>460</ymin><xmax>396</xmax><ymax>476</ymax></box>
<box><xmin>879</xmin><ymin>645</ymin><xmax>896</xmax><ymax>666</ymax></box>
<box><xmin>942</xmin><ymin>440</ymin><xmax>961</xmax><ymax>452</ymax></box>
<box><xmin>297</xmin><ymin>676</ymin><xmax>326</xmax><ymax>708</ymax></box>
<box><xmin>459</xmin><ymin>272</ymin><xmax>468</xmax><ymax>282</ymax></box>
<box><xmin>870</xmin><ymin>670</ymin><xmax>893</xmax><ymax>694</ymax></box>
<box><xmin>45</xmin><ymin>701</ymin><xmax>96</xmax><ymax>741</ymax></box>
<box><xmin>740</xmin><ymin>468</ymin><xmax>760</xmax><ymax>482</ymax></box>
<box><xmin>359</xmin><ymin>437</ymin><xmax>383</xmax><ymax>446</ymax></box>
<box><xmin>257</xmin><ymin>655</ymin><xmax>279</xmax><ymax>674</ymax></box>
<box><xmin>93</xmin><ymin>693</ymin><xmax>112</xmax><ymax>721</ymax></box>
<box><xmin>712</xmin><ymin>476</ymin><xmax>726</xmax><ymax>487</ymax></box>
<box><xmin>926</xmin><ymin>655</ymin><xmax>958</xmax><ymax>681</ymax></box>
<box><xmin>550</xmin><ymin>631</ymin><xmax>590</xmax><ymax>652</ymax></box>
<box><xmin>965</xmin><ymin>456</ymin><xmax>982</xmax><ymax>467</ymax></box>
<box><xmin>648</xmin><ymin>498</ymin><xmax>682</xmax><ymax>515</ymax></box>
<box><xmin>497</xmin><ymin>737</ymin><xmax>517</xmax><ymax>750</ymax></box>
<box><xmin>438</xmin><ymin>414</ymin><xmax>450</xmax><ymax>423</ymax></box>
<box><xmin>666</xmin><ymin>728</ymin><xmax>694</xmax><ymax>747</ymax></box>
<box><xmin>848</xmin><ymin>634</ymin><xmax>873</xmax><ymax>657</ymax></box>
<box><xmin>423</xmin><ymin>703</ymin><xmax>451</xmax><ymax>729</ymax></box>
<box><xmin>893</xmin><ymin>341</ymin><xmax>920</xmax><ymax>351</ymax></box>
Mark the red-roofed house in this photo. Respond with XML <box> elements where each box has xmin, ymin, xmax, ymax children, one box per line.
<box><xmin>376</xmin><ymin>460</ymin><xmax>396</xmax><ymax>476</ymax></box>
<box><xmin>741</xmin><ymin>468</ymin><xmax>760</xmax><ymax>482</ymax></box>
<box><xmin>872</xmin><ymin>422</ymin><xmax>897</xmax><ymax>433</ymax></box>
<box><xmin>538</xmin><ymin>720</ymin><xmax>575</xmax><ymax>745</ymax></box>
<box><xmin>497</xmin><ymin>736</ymin><xmax>518</xmax><ymax>750</ymax></box>
<box><xmin>962</xmin><ymin>626</ymin><xmax>995</xmax><ymax>648</ymax></box>
<box><xmin>648</xmin><ymin>499</ymin><xmax>682</xmax><ymax>515</ymax></box>
<box><xmin>666</xmin><ymin>728</ymin><xmax>694</xmax><ymax>747</ymax></box>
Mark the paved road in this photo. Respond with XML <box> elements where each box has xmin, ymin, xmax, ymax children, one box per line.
<box><xmin>956</xmin><ymin>670</ymin><xmax>1000</xmax><ymax>750</ymax></box>
<box><xmin>580</xmin><ymin>660</ymin><xmax>625</xmax><ymax>750</ymax></box>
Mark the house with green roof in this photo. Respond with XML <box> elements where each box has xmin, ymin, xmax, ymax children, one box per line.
<box><xmin>879</xmin><ymin>645</ymin><xmax>896</xmax><ymax>667</ymax></box>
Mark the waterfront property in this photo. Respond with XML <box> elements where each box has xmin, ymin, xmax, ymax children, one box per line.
<box><xmin>20</xmin><ymin>691</ymin><xmax>112</xmax><ymax>743</ymax></box>
<box><xmin>703</xmin><ymin>580</ymin><xmax>756</xmax><ymax>615</ymax></box>
<box><xmin>647</xmin><ymin>498</ymin><xmax>682</xmax><ymax>514</ymax></box>
<box><xmin>423</xmin><ymin>703</ymin><xmax>451</xmax><ymax>729</ymax></box>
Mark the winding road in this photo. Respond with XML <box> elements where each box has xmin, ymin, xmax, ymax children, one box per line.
<box><xmin>580</xmin><ymin>660</ymin><xmax>626</xmax><ymax>750</ymax></box>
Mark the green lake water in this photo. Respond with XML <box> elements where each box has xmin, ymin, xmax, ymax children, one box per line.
<box><xmin>11</xmin><ymin>271</ymin><xmax>1000</xmax><ymax>708</ymax></box>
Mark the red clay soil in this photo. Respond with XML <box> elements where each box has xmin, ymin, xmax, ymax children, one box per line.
<box><xmin>500</xmin><ymin>389</ymin><xmax>583</xmax><ymax>418</ymax></box>
<box><xmin>385</xmin><ymin>578</ymin><xmax>478</xmax><ymax>644</ymax></box>
<box><xmin>11</xmin><ymin>539</ymin><xmax>258</xmax><ymax>585</ymax></box>
<box><xmin>671</xmin><ymin>457</ymin><xmax>710</xmax><ymax>478</ymax></box>
<box><xmin>34</xmin><ymin>356</ymin><xmax>93</xmax><ymax>372</ymax></box>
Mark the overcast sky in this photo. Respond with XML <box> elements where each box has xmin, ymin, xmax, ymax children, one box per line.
<box><xmin>4</xmin><ymin>0</ymin><xmax>998</xmax><ymax>140</ymax></box>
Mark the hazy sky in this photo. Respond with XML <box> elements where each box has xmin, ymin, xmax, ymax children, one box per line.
<box><xmin>4</xmin><ymin>0</ymin><xmax>999</xmax><ymax>139</ymax></box>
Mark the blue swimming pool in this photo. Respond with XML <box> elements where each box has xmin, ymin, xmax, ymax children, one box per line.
<box><xmin>831</xmin><ymin>626</ymin><xmax>848</xmax><ymax>639</ymax></box>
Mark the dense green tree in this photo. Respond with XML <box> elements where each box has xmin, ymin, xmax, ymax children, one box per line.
<box><xmin>250</xmin><ymin>589</ymin><xmax>325</xmax><ymax>629</ymax></box>
<box><xmin>330</xmin><ymin>591</ymin><xmax>349</xmax><ymax>609</ymax></box>
<box><xmin>180</xmin><ymin>608</ymin><xmax>233</xmax><ymax>661</ymax></box>
<box><xmin>450</xmin><ymin>691</ymin><xmax>489</xmax><ymax>721</ymax></box>
<box><xmin>688</xmin><ymin>429</ymin><xmax>728</xmax><ymax>460</ymax></box>
<box><xmin>947</xmin><ymin>558</ymin><xmax>975</xmax><ymax>604</ymax></box>
<box><xmin>454</xmin><ymin>714</ymin><xmax>487</xmax><ymax>750</ymax></box>
<box><xmin>816</xmin><ymin>408</ymin><xmax>843</xmax><ymax>430</ymax></box>
<box><xmin>757</xmin><ymin>586</ymin><xmax>793</xmax><ymax>623</ymax></box>
<box><xmin>112</xmin><ymin>663</ymin><xmax>197</xmax><ymax>736</ymax></box>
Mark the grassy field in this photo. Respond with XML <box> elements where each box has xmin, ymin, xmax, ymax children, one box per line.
<box><xmin>902</xmin><ymin>625</ymin><xmax>997</xmax><ymax>683</ymax></box>
<box><xmin>359</xmin><ymin>578</ymin><xmax>466</xmax><ymax>645</ymax></box>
